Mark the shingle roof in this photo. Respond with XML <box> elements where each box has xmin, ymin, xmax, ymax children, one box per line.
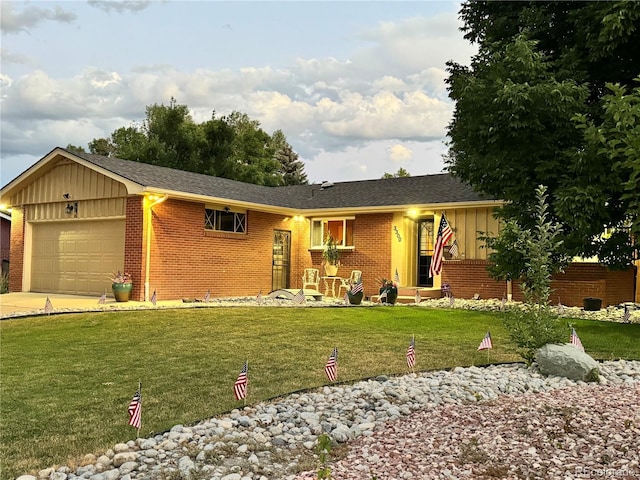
<box><xmin>70</xmin><ymin>149</ymin><xmax>495</xmax><ymax>210</ymax></box>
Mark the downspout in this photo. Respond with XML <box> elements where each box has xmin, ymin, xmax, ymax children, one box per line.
<box><xmin>144</xmin><ymin>194</ymin><xmax>168</xmax><ymax>301</ymax></box>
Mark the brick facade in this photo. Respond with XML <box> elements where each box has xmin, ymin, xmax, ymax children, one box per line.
<box><xmin>8</xmin><ymin>207</ymin><xmax>24</xmax><ymax>292</ymax></box>
<box><xmin>442</xmin><ymin>260</ymin><xmax>636</xmax><ymax>307</ymax></box>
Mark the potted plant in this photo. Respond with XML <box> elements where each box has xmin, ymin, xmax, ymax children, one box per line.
<box><xmin>322</xmin><ymin>235</ymin><xmax>341</xmax><ymax>276</ymax></box>
<box><xmin>110</xmin><ymin>271</ymin><xmax>132</xmax><ymax>302</ymax></box>
<box><xmin>347</xmin><ymin>280</ymin><xmax>364</xmax><ymax>305</ymax></box>
<box><xmin>377</xmin><ymin>278</ymin><xmax>398</xmax><ymax>305</ymax></box>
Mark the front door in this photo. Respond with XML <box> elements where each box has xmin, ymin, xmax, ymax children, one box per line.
<box><xmin>417</xmin><ymin>219</ymin><xmax>434</xmax><ymax>287</ymax></box>
<box><xmin>272</xmin><ymin>230</ymin><xmax>291</xmax><ymax>291</ymax></box>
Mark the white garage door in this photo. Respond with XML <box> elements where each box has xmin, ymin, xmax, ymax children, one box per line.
<box><xmin>31</xmin><ymin>220</ymin><xmax>125</xmax><ymax>295</ymax></box>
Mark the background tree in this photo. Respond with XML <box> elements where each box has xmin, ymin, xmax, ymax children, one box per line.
<box><xmin>271</xmin><ymin>130</ymin><xmax>308</xmax><ymax>185</ymax></box>
<box><xmin>85</xmin><ymin>99</ymin><xmax>307</xmax><ymax>187</ymax></box>
<box><xmin>446</xmin><ymin>1</ymin><xmax>640</xmax><ymax>269</ymax></box>
<box><xmin>381</xmin><ymin>167</ymin><xmax>411</xmax><ymax>179</ymax></box>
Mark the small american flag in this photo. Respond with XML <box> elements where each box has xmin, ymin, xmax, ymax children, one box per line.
<box><xmin>449</xmin><ymin>295</ymin><xmax>455</xmax><ymax>307</ymax></box>
<box><xmin>501</xmin><ymin>294</ymin><xmax>506</xmax><ymax>310</ymax></box>
<box><xmin>98</xmin><ymin>292</ymin><xmax>107</xmax><ymax>305</ymax></box>
<box><xmin>44</xmin><ymin>296</ymin><xmax>54</xmax><ymax>314</ymax></box>
<box><xmin>150</xmin><ymin>290</ymin><xmax>157</xmax><ymax>306</ymax></box>
<box><xmin>324</xmin><ymin>347</ymin><xmax>338</xmax><ymax>382</ymax></box>
<box><xmin>257</xmin><ymin>290</ymin><xmax>263</xmax><ymax>305</ymax></box>
<box><xmin>478</xmin><ymin>331</ymin><xmax>493</xmax><ymax>351</ymax></box>
<box><xmin>234</xmin><ymin>361</ymin><xmax>248</xmax><ymax>401</ymax></box>
<box><xmin>406</xmin><ymin>336</ymin><xmax>416</xmax><ymax>369</ymax></box>
<box><xmin>204</xmin><ymin>289</ymin><xmax>211</xmax><ymax>303</ymax></box>
<box><xmin>378</xmin><ymin>290</ymin><xmax>387</xmax><ymax>303</ymax></box>
<box><xmin>557</xmin><ymin>299</ymin><xmax>565</xmax><ymax>314</ymax></box>
<box><xmin>415</xmin><ymin>290</ymin><xmax>421</xmax><ymax>305</ymax></box>
<box><xmin>449</xmin><ymin>239</ymin><xmax>459</xmax><ymax>258</ymax></box>
<box><xmin>350</xmin><ymin>280</ymin><xmax>363</xmax><ymax>295</ymax></box>
<box><xmin>622</xmin><ymin>307</ymin><xmax>631</xmax><ymax>323</ymax></box>
<box><xmin>570</xmin><ymin>328</ymin><xmax>584</xmax><ymax>351</ymax></box>
<box><xmin>128</xmin><ymin>389</ymin><xmax>142</xmax><ymax>430</ymax></box>
<box><xmin>293</xmin><ymin>288</ymin><xmax>306</xmax><ymax>304</ymax></box>
<box><xmin>394</xmin><ymin>268</ymin><xmax>400</xmax><ymax>284</ymax></box>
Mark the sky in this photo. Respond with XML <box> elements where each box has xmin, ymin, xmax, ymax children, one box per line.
<box><xmin>0</xmin><ymin>0</ymin><xmax>476</xmax><ymax>188</ymax></box>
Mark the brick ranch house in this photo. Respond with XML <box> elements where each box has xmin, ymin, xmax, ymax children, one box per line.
<box><xmin>0</xmin><ymin>147</ymin><xmax>635</xmax><ymax>306</ymax></box>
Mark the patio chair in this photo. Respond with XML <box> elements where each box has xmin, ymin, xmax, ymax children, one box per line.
<box><xmin>338</xmin><ymin>270</ymin><xmax>362</xmax><ymax>297</ymax></box>
<box><xmin>302</xmin><ymin>268</ymin><xmax>320</xmax><ymax>291</ymax></box>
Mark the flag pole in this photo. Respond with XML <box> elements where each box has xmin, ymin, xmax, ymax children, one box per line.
<box><xmin>137</xmin><ymin>381</ymin><xmax>142</xmax><ymax>438</ymax></box>
<box><xmin>244</xmin><ymin>360</ymin><xmax>248</xmax><ymax>407</ymax></box>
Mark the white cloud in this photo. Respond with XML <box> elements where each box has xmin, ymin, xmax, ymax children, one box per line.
<box><xmin>87</xmin><ymin>1</ymin><xmax>153</xmax><ymax>14</ymax></box>
<box><xmin>387</xmin><ymin>144</ymin><xmax>413</xmax><ymax>162</ymax></box>
<box><xmin>0</xmin><ymin>1</ymin><xmax>76</xmax><ymax>34</ymax></box>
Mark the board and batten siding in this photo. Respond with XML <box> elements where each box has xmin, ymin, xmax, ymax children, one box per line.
<box><xmin>10</xmin><ymin>157</ymin><xmax>127</xmax><ymax>220</ymax></box>
<box><xmin>443</xmin><ymin>207</ymin><xmax>499</xmax><ymax>260</ymax></box>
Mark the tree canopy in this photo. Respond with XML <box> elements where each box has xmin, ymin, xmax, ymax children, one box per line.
<box><xmin>446</xmin><ymin>1</ymin><xmax>640</xmax><ymax>269</ymax></box>
<box><xmin>81</xmin><ymin>98</ymin><xmax>308</xmax><ymax>186</ymax></box>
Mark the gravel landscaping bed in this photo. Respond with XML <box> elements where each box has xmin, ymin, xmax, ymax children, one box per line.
<box><xmin>20</xmin><ymin>361</ymin><xmax>640</xmax><ymax>480</ymax></box>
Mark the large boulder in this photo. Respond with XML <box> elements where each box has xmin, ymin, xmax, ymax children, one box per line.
<box><xmin>536</xmin><ymin>343</ymin><xmax>599</xmax><ymax>382</ymax></box>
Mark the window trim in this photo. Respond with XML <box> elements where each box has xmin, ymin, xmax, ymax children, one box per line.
<box><xmin>310</xmin><ymin>217</ymin><xmax>355</xmax><ymax>249</ymax></box>
<box><xmin>204</xmin><ymin>206</ymin><xmax>247</xmax><ymax>234</ymax></box>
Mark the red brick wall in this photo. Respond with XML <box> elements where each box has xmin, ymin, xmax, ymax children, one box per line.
<box><xmin>1</xmin><ymin>217</ymin><xmax>10</xmax><ymax>268</ymax></box>
<box><xmin>442</xmin><ymin>260</ymin><xmax>636</xmax><ymax>307</ymax></box>
<box><xmin>300</xmin><ymin>213</ymin><xmax>393</xmax><ymax>298</ymax></box>
<box><xmin>124</xmin><ymin>196</ymin><xmax>145</xmax><ymax>301</ymax></box>
<box><xmin>138</xmin><ymin>198</ymin><xmax>294</xmax><ymax>299</ymax></box>
<box><xmin>8</xmin><ymin>207</ymin><xmax>24</xmax><ymax>292</ymax></box>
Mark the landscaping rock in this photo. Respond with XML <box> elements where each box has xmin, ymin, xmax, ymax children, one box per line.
<box><xmin>536</xmin><ymin>343</ymin><xmax>599</xmax><ymax>381</ymax></box>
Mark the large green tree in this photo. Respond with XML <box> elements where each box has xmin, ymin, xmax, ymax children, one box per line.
<box><xmin>86</xmin><ymin>99</ymin><xmax>307</xmax><ymax>186</ymax></box>
<box><xmin>446</xmin><ymin>1</ymin><xmax>640</xmax><ymax>269</ymax></box>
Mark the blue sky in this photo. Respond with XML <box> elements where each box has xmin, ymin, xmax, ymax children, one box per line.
<box><xmin>0</xmin><ymin>1</ymin><xmax>476</xmax><ymax>188</ymax></box>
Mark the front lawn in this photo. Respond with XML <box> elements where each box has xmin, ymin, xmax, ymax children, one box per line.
<box><xmin>1</xmin><ymin>306</ymin><xmax>638</xmax><ymax>479</ymax></box>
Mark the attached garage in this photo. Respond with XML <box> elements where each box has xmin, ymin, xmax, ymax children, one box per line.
<box><xmin>31</xmin><ymin>220</ymin><xmax>125</xmax><ymax>295</ymax></box>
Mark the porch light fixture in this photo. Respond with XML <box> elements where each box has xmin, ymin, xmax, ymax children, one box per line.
<box><xmin>62</xmin><ymin>193</ymin><xmax>71</xmax><ymax>199</ymax></box>
<box><xmin>407</xmin><ymin>209</ymin><xmax>418</xmax><ymax>218</ymax></box>
<box><xmin>224</xmin><ymin>206</ymin><xmax>231</xmax><ymax>213</ymax></box>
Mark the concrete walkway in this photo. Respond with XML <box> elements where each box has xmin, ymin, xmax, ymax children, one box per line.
<box><xmin>0</xmin><ymin>292</ymin><xmax>186</xmax><ymax>318</ymax></box>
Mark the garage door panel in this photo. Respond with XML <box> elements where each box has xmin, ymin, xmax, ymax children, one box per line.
<box><xmin>31</xmin><ymin>220</ymin><xmax>125</xmax><ymax>295</ymax></box>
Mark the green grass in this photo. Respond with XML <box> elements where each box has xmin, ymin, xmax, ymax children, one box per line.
<box><xmin>1</xmin><ymin>306</ymin><xmax>638</xmax><ymax>479</ymax></box>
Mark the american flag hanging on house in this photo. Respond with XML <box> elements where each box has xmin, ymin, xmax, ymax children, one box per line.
<box><xmin>128</xmin><ymin>388</ymin><xmax>142</xmax><ymax>430</ymax></box>
<box><xmin>406</xmin><ymin>336</ymin><xmax>416</xmax><ymax>369</ymax></box>
<box><xmin>324</xmin><ymin>347</ymin><xmax>338</xmax><ymax>382</ymax></box>
<box><xmin>44</xmin><ymin>296</ymin><xmax>54</xmax><ymax>314</ymax></box>
<box><xmin>293</xmin><ymin>288</ymin><xmax>306</xmax><ymax>304</ymax></box>
<box><xmin>233</xmin><ymin>361</ymin><xmax>248</xmax><ymax>401</ymax></box>
<box><xmin>478</xmin><ymin>331</ymin><xmax>493</xmax><ymax>351</ymax></box>
<box><xmin>429</xmin><ymin>214</ymin><xmax>453</xmax><ymax>278</ymax></box>
<box><xmin>570</xmin><ymin>328</ymin><xmax>584</xmax><ymax>352</ymax></box>
<box><xmin>150</xmin><ymin>290</ymin><xmax>157</xmax><ymax>306</ymax></box>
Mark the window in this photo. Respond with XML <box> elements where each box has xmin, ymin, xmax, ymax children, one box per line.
<box><xmin>205</xmin><ymin>208</ymin><xmax>246</xmax><ymax>233</ymax></box>
<box><xmin>311</xmin><ymin>218</ymin><xmax>354</xmax><ymax>247</ymax></box>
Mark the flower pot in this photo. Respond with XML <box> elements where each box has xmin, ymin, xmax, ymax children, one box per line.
<box><xmin>380</xmin><ymin>286</ymin><xmax>398</xmax><ymax>305</ymax></box>
<box><xmin>583</xmin><ymin>297</ymin><xmax>602</xmax><ymax>311</ymax></box>
<box><xmin>325</xmin><ymin>264</ymin><xmax>339</xmax><ymax>277</ymax></box>
<box><xmin>112</xmin><ymin>282</ymin><xmax>133</xmax><ymax>302</ymax></box>
<box><xmin>347</xmin><ymin>290</ymin><xmax>364</xmax><ymax>305</ymax></box>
